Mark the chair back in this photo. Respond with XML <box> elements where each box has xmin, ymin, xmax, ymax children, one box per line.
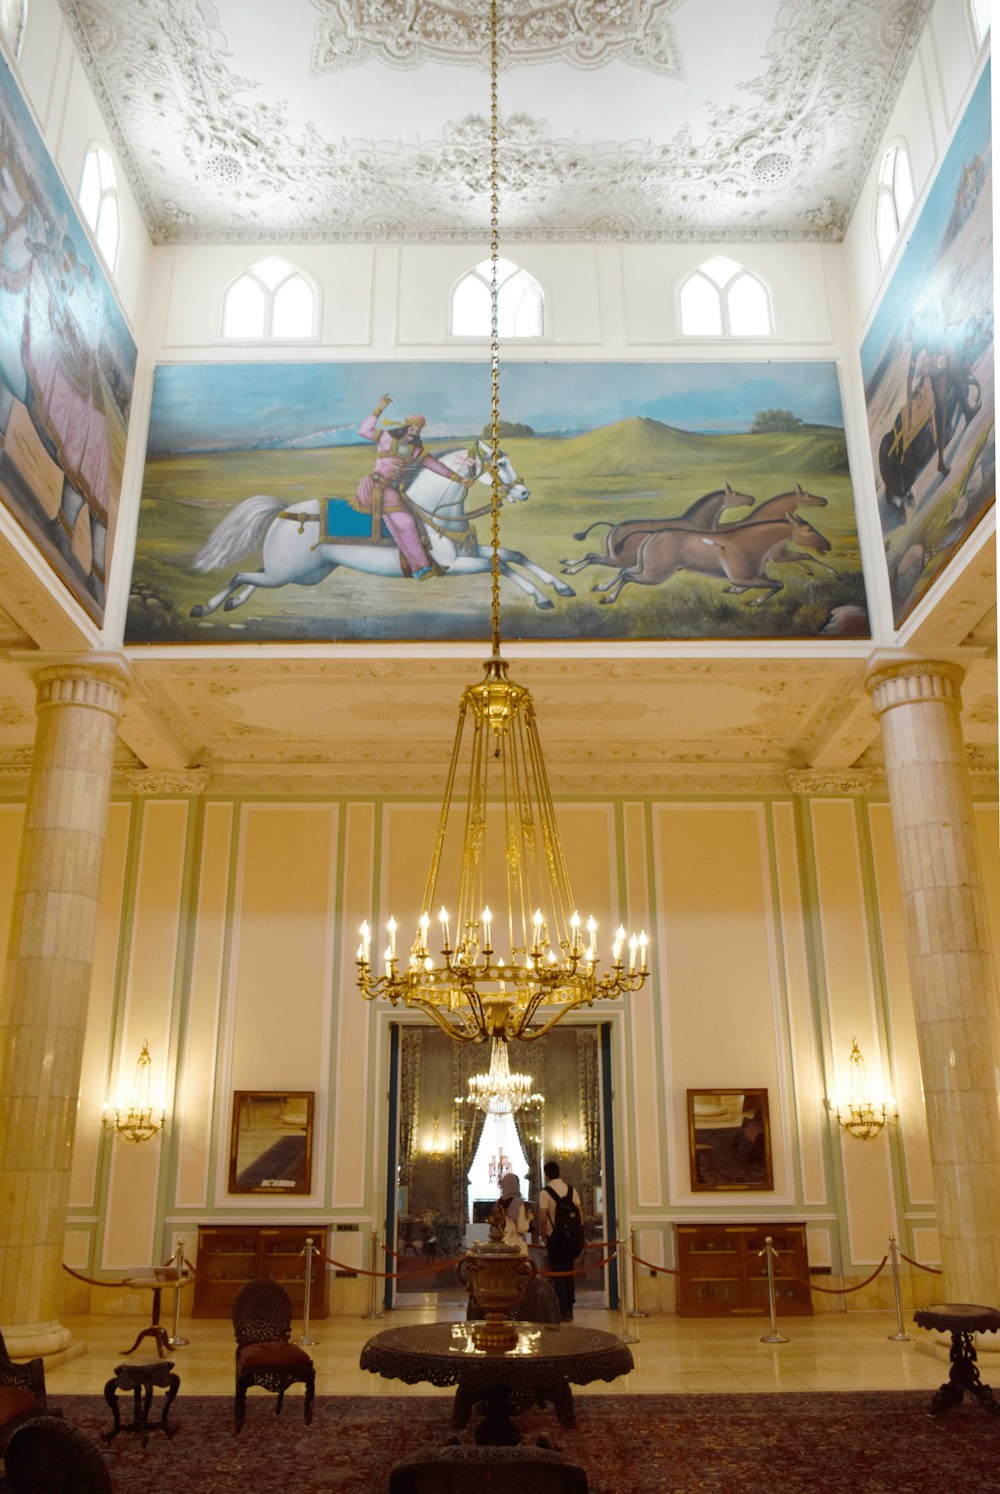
<box><xmin>232</xmin><ymin>1276</ymin><xmax>294</xmax><ymax>1349</ymax></box>
<box><xmin>3</xmin><ymin>1415</ymin><xmax>113</xmax><ymax>1494</ymax></box>
<box><xmin>389</xmin><ymin>1444</ymin><xmax>588</xmax><ymax>1493</ymax></box>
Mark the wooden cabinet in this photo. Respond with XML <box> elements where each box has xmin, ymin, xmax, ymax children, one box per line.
<box><xmin>675</xmin><ymin>1222</ymin><xmax>812</xmax><ymax>1317</ymax></box>
<box><xmin>193</xmin><ymin>1224</ymin><xmax>328</xmax><ymax>1319</ymax></box>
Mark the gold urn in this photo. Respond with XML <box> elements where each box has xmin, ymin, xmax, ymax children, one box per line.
<box><xmin>457</xmin><ymin>1202</ymin><xmax>536</xmax><ymax>1351</ymax></box>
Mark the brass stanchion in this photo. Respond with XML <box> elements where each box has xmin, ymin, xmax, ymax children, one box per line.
<box><xmin>363</xmin><ymin>1228</ymin><xmax>385</xmax><ymax>1319</ymax></box>
<box><xmin>759</xmin><ymin>1236</ymin><xmax>789</xmax><ymax>1344</ymax></box>
<box><xmin>298</xmin><ymin>1236</ymin><xmax>319</xmax><ymax>1345</ymax></box>
<box><xmin>627</xmin><ymin>1227</ymin><xmax>649</xmax><ymax>1318</ymax></box>
<box><xmin>617</xmin><ymin>1244</ymin><xmax>639</xmax><ymax>1345</ymax></box>
<box><xmin>887</xmin><ymin>1235</ymin><xmax>912</xmax><ymax>1342</ymax></box>
<box><xmin>169</xmin><ymin>1239</ymin><xmax>189</xmax><ymax>1347</ymax></box>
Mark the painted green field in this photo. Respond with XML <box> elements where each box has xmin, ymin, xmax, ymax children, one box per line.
<box><xmin>127</xmin><ymin>421</ymin><xmax>868</xmax><ymax>643</ymax></box>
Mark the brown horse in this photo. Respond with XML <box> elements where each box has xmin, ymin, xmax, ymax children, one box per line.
<box><xmin>595</xmin><ymin>513</ymin><xmax>836</xmax><ymax>606</ymax></box>
<box><xmin>560</xmin><ymin>483</ymin><xmax>755</xmax><ymax>579</ymax></box>
<box><xmin>718</xmin><ymin>484</ymin><xmax>827</xmax><ymax>527</ymax></box>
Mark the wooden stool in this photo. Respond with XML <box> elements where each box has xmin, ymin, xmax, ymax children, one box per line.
<box><xmin>102</xmin><ymin>1360</ymin><xmax>180</xmax><ymax>1447</ymax></box>
<box><xmin>913</xmin><ymin>1303</ymin><xmax>1000</xmax><ymax>1415</ymax></box>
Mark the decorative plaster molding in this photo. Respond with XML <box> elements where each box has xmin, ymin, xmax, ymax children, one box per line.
<box><xmin>33</xmin><ymin>663</ymin><xmax>128</xmax><ymax>719</ymax></box>
<box><xmin>866</xmin><ymin>658</ymin><xmax>965</xmax><ymax>718</ymax></box>
<box><xmin>786</xmin><ymin>768</ymin><xmax>874</xmax><ymax>796</ymax></box>
<box><xmin>123</xmin><ymin>768</ymin><xmax>211</xmax><ymax>796</ymax></box>
<box><xmin>60</xmin><ymin>0</ymin><xmax>933</xmax><ymax>243</ymax></box>
<box><xmin>308</xmin><ymin>0</ymin><xmax>683</xmax><ymax>75</ymax></box>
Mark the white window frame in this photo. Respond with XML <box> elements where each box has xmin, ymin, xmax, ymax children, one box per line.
<box><xmin>220</xmin><ymin>257</ymin><xmax>321</xmax><ymax>342</ymax></box>
<box><xmin>677</xmin><ymin>257</ymin><xmax>774</xmax><ymax>339</ymax></box>
<box><xmin>78</xmin><ymin>141</ymin><xmax>120</xmax><ymax>272</ymax></box>
<box><xmin>969</xmin><ymin>0</ymin><xmax>990</xmax><ymax>46</ymax></box>
<box><xmin>450</xmin><ymin>258</ymin><xmax>545</xmax><ymax>339</ymax></box>
<box><xmin>873</xmin><ymin>139</ymin><xmax>916</xmax><ymax>271</ymax></box>
<box><xmin>0</xmin><ymin>0</ymin><xmax>26</xmax><ymax>59</ymax></box>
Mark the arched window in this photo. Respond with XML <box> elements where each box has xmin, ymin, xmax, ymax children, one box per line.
<box><xmin>874</xmin><ymin>142</ymin><xmax>915</xmax><ymax>268</ymax></box>
<box><xmin>78</xmin><ymin>143</ymin><xmax>120</xmax><ymax>270</ymax></box>
<box><xmin>451</xmin><ymin>258</ymin><xmax>544</xmax><ymax>338</ymax></box>
<box><xmin>221</xmin><ymin>257</ymin><xmax>318</xmax><ymax>340</ymax></box>
<box><xmin>0</xmin><ymin>0</ymin><xmax>26</xmax><ymax>59</ymax></box>
<box><xmin>678</xmin><ymin>256</ymin><xmax>772</xmax><ymax>337</ymax></box>
<box><xmin>970</xmin><ymin>0</ymin><xmax>990</xmax><ymax>45</ymax></box>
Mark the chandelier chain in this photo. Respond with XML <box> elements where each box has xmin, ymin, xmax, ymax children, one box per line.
<box><xmin>489</xmin><ymin>0</ymin><xmax>501</xmax><ymax>658</ymax></box>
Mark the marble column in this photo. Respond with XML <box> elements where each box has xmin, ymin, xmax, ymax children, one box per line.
<box><xmin>866</xmin><ymin>654</ymin><xmax>1000</xmax><ymax>1303</ymax></box>
<box><xmin>0</xmin><ymin>661</ymin><xmax>127</xmax><ymax>1356</ymax></box>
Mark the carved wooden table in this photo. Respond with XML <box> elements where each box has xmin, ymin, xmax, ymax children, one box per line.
<box><xmin>102</xmin><ymin>1360</ymin><xmax>180</xmax><ymax>1447</ymax></box>
<box><xmin>913</xmin><ymin>1303</ymin><xmax>1000</xmax><ymax>1415</ymax></box>
<box><xmin>360</xmin><ymin>1320</ymin><xmax>633</xmax><ymax>1445</ymax></box>
<box><xmin>119</xmin><ymin>1270</ymin><xmax>193</xmax><ymax>1357</ymax></box>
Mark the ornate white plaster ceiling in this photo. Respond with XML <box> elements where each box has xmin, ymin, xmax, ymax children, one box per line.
<box><xmin>60</xmin><ymin>0</ymin><xmax>932</xmax><ymax>243</ymax></box>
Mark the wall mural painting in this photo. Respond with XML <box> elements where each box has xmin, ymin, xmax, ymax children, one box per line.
<box><xmin>128</xmin><ymin>358</ymin><xmax>868</xmax><ymax>644</ymax></box>
<box><xmin>861</xmin><ymin>62</ymin><xmax>994</xmax><ymax>628</ymax></box>
<box><xmin>0</xmin><ymin>54</ymin><xmax>137</xmax><ymax>623</ymax></box>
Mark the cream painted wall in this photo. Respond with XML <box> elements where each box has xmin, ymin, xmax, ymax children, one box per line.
<box><xmin>4</xmin><ymin>783</ymin><xmax>998</xmax><ymax>1304</ymax></box>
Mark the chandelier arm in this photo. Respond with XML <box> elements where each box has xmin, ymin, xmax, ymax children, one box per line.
<box><xmin>513</xmin><ymin>1003</ymin><xmax>582</xmax><ymax>1042</ymax></box>
<box><xmin>489</xmin><ymin>0</ymin><xmax>501</xmax><ymax>659</ymax></box>
<box><xmin>526</xmin><ymin>716</ymin><xmax>576</xmax><ymax>942</ymax></box>
<box><xmin>406</xmin><ymin>1000</ymin><xmax>485</xmax><ymax>1043</ymax></box>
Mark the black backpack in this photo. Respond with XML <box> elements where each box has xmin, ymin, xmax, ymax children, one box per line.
<box><xmin>544</xmin><ymin>1182</ymin><xmax>585</xmax><ymax>1257</ymax></box>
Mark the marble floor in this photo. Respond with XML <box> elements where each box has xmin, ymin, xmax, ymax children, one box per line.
<box><xmin>45</xmin><ymin>1295</ymin><xmax>953</xmax><ymax>1401</ymax></box>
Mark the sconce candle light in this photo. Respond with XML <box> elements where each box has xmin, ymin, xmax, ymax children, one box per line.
<box><xmin>102</xmin><ymin>1041</ymin><xmax>166</xmax><ymax>1143</ymax></box>
<box><xmin>834</xmin><ymin>1038</ymin><xmax>898</xmax><ymax>1141</ymax></box>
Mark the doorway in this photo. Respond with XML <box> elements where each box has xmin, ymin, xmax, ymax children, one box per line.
<box><xmin>386</xmin><ymin>1023</ymin><xmax>613</xmax><ymax>1309</ymax></box>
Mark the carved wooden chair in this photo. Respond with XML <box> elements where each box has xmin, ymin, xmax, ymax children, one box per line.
<box><xmin>388</xmin><ymin>1443</ymin><xmax>588</xmax><ymax>1493</ymax></box>
<box><xmin>0</xmin><ymin>1330</ymin><xmax>48</xmax><ymax>1454</ymax></box>
<box><xmin>3</xmin><ymin>1416</ymin><xmax>112</xmax><ymax>1494</ymax></box>
<box><xmin>231</xmin><ymin>1277</ymin><xmax>315</xmax><ymax>1433</ymax></box>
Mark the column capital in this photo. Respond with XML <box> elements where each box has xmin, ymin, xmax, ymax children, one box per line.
<box><xmin>864</xmin><ymin>654</ymin><xmax>964</xmax><ymax>719</ymax></box>
<box><xmin>32</xmin><ymin>660</ymin><xmax>129</xmax><ymax>720</ymax></box>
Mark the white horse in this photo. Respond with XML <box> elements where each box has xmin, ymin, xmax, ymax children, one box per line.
<box><xmin>189</xmin><ymin>441</ymin><xmax>575</xmax><ymax>616</ymax></box>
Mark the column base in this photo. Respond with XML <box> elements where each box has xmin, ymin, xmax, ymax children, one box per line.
<box><xmin>0</xmin><ymin>1319</ymin><xmax>84</xmax><ymax>1360</ymax></box>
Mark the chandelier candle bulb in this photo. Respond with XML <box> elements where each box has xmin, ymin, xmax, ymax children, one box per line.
<box><xmin>360</xmin><ymin>920</ymin><xmax>371</xmax><ymax>964</ymax></box>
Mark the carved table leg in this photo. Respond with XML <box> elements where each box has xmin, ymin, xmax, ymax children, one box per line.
<box><xmin>474</xmin><ymin>1386</ymin><xmax>521</xmax><ymax>1446</ymax></box>
<box><xmin>930</xmin><ymin>1330</ymin><xmax>1000</xmax><ymax>1416</ymax></box>
<box><xmin>552</xmin><ymin>1379</ymin><xmax>576</xmax><ymax>1429</ymax></box>
<box><xmin>451</xmin><ymin>1384</ymin><xmax>475</xmax><ymax>1429</ymax></box>
<box><xmin>101</xmin><ymin>1379</ymin><xmax>122</xmax><ymax>1443</ymax></box>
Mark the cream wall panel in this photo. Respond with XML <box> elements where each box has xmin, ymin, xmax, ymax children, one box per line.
<box><xmin>333</xmin><ymin>803</ymin><xmax>376</xmax><ymax>1211</ymax></box>
<box><xmin>655</xmin><ymin>803</ymin><xmax>789</xmax><ymax>1203</ymax></box>
<box><xmin>228</xmin><ymin>805</ymin><xmax>337</xmax><ymax>1090</ymax></box>
<box><xmin>867</xmin><ymin>802</ymin><xmax>934</xmax><ymax>1206</ymax></box>
<box><xmin>624</xmin><ymin>801</ymin><xmax>661</xmax><ymax>1208</ymax></box>
<box><xmin>811</xmin><ymin>799</ymin><xmax>894</xmax><ymax>1260</ymax></box>
<box><xmin>174</xmin><ymin>802</ymin><xmax>233</xmax><ymax>1209</ymax></box>
<box><xmin>911</xmin><ymin>1225</ymin><xmax>940</xmax><ymax>1265</ymax></box>
<box><xmin>63</xmin><ymin>1230</ymin><xmax>91</xmax><ymax>1270</ymax></box>
<box><xmin>0</xmin><ymin>804</ymin><xmax>24</xmax><ymax>956</ymax></box>
<box><xmin>773</xmin><ymin>802</ymin><xmax>827</xmax><ymax>1206</ymax></box>
<box><xmin>973</xmin><ymin>804</ymin><xmax>1000</xmax><ymax>941</ymax></box>
<box><xmin>103</xmin><ymin>800</ymin><xmax>189</xmax><ymax>1271</ymax></box>
<box><xmin>70</xmin><ymin>801</ymin><xmax>131</xmax><ymax>1210</ymax></box>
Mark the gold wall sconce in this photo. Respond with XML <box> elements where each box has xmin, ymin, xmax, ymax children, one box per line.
<box><xmin>102</xmin><ymin>1041</ymin><xmax>165</xmax><ymax>1143</ymax></box>
<box><xmin>834</xmin><ymin>1038</ymin><xmax>898</xmax><ymax>1140</ymax></box>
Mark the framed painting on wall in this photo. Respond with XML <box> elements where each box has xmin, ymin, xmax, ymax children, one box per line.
<box><xmin>228</xmin><ymin>1090</ymin><xmax>314</xmax><ymax>1195</ymax></box>
<box><xmin>687</xmin><ymin>1088</ymin><xmax>773</xmax><ymax>1192</ymax></box>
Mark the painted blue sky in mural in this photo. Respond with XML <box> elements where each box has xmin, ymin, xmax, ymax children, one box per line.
<box><xmin>861</xmin><ymin>61</ymin><xmax>992</xmax><ymax>383</ymax></box>
<box><xmin>148</xmin><ymin>359</ymin><xmax>846</xmax><ymax>453</ymax></box>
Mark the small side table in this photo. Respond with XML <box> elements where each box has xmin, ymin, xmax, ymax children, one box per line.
<box><xmin>913</xmin><ymin>1303</ymin><xmax>1000</xmax><ymax>1415</ymax></box>
<box><xmin>103</xmin><ymin>1360</ymin><xmax>180</xmax><ymax>1447</ymax></box>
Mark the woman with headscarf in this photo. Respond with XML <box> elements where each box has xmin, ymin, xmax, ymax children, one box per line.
<box><xmin>498</xmin><ymin>1172</ymin><xmax>532</xmax><ymax>1256</ymax></box>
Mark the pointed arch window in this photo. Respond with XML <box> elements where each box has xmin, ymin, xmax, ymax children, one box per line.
<box><xmin>678</xmin><ymin>257</ymin><xmax>772</xmax><ymax>337</ymax></box>
<box><xmin>451</xmin><ymin>258</ymin><xmax>544</xmax><ymax>338</ymax></box>
<box><xmin>874</xmin><ymin>142</ymin><xmax>915</xmax><ymax>268</ymax></box>
<box><xmin>78</xmin><ymin>144</ymin><xmax>120</xmax><ymax>271</ymax></box>
<box><xmin>0</xmin><ymin>0</ymin><xmax>26</xmax><ymax>59</ymax></box>
<box><xmin>222</xmin><ymin>257</ymin><xmax>318</xmax><ymax>340</ymax></box>
<box><xmin>970</xmin><ymin>0</ymin><xmax>990</xmax><ymax>45</ymax></box>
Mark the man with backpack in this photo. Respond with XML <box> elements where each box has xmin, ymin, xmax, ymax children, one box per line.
<box><xmin>539</xmin><ymin>1160</ymin><xmax>585</xmax><ymax>1322</ymax></box>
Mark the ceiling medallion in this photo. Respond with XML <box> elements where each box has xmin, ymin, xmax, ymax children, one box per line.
<box><xmin>308</xmin><ymin>0</ymin><xmax>683</xmax><ymax>75</ymax></box>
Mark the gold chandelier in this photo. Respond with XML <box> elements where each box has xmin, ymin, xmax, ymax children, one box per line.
<box><xmin>466</xmin><ymin>1039</ymin><xmax>538</xmax><ymax>1115</ymax></box>
<box><xmin>834</xmin><ymin>1039</ymin><xmax>898</xmax><ymax>1141</ymax></box>
<box><xmin>356</xmin><ymin>0</ymin><xmax>648</xmax><ymax>1045</ymax></box>
<box><xmin>102</xmin><ymin>1041</ymin><xmax>165</xmax><ymax>1143</ymax></box>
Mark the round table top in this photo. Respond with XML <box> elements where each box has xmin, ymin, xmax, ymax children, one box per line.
<box><xmin>913</xmin><ymin>1303</ymin><xmax>1000</xmax><ymax>1334</ymax></box>
<box><xmin>360</xmin><ymin>1321</ymin><xmax>634</xmax><ymax>1392</ymax></box>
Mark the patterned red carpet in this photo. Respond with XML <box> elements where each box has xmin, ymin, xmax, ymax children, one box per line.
<box><xmin>45</xmin><ymin>1390</ymin><xmax>998</xmax><ymax>1493</ymax></box>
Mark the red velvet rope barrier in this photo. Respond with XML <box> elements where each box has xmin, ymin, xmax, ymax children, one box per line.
<box><xmin>898</xmin><ymin>1250</ymin><xmax>942</xmax><ymax>1274</ymax></box>
<box><xmin>62</xmin><ymin>1264</ymin><xmax>130</xmax><ymax>1288</ymax></box>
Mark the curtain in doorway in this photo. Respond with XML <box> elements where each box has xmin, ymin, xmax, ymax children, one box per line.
<box><xmin>578</xmin><ymin>1028</ymin><xmax>600</xmax><ymax>1217</ymax></box>
<box><xmin>398</xmin><ymin>1029</ymin><xmax>422</xmax><ymax>1197</ymax></box>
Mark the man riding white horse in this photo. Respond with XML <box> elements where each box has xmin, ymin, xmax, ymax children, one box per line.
<box><xmin>332</xmin><ymin>393</ymin><xmax>475</xmax><ymax>580</ymax></box>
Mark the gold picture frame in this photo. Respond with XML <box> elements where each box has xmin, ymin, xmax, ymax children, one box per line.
<box><xmin>228</xmin><ymin>1090</ymin><xmax>314</xmax><ymax>1195</ymax></box>
<box><xmin>686</xmin><ymin>1088</ymin><xmax>773</xmax><ymax>1192</ymax></box>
